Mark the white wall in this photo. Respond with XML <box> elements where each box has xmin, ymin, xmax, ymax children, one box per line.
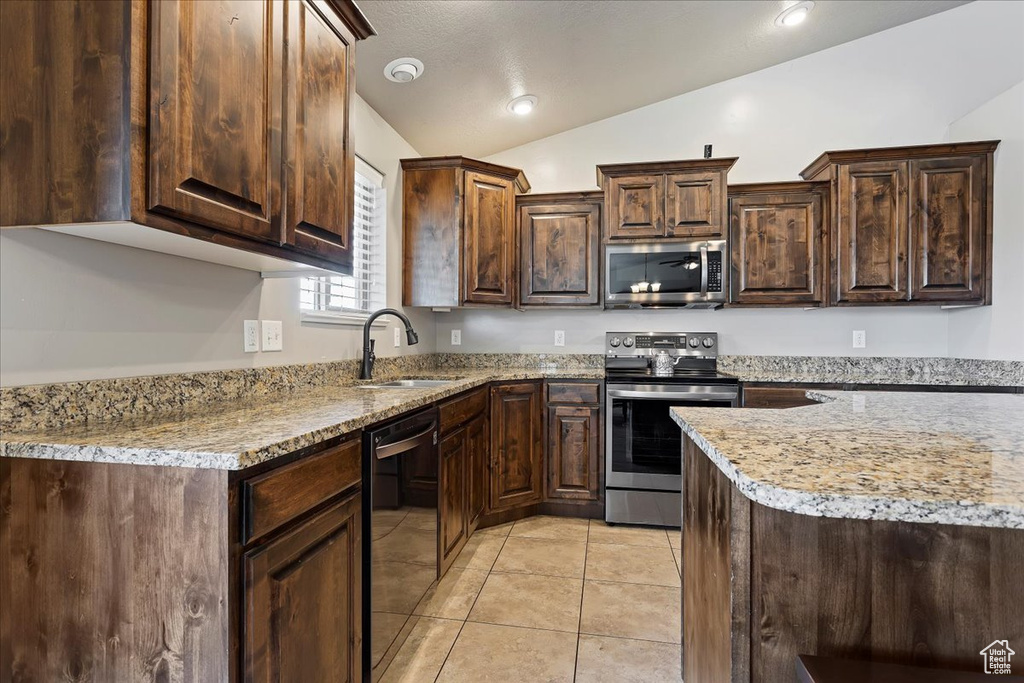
<box><xmin>946</xmin><ymin>81</ymin><xmax>1024</xmax><ymax>361</ymax></box>
<box><xmin>441</xmin><ymin>0</ymin><xmax>1024</xmax><ymax>359</ymax></box>
<box><xmin>0</xmin><ymin>95</ymin><xmax>432</xmax><ymax>387</ymax></box>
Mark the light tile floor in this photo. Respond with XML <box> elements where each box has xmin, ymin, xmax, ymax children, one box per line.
<box><xmin>377</xmin><ymin>516</ymin><xmax>683</xmax><ymax>682</ymax></box>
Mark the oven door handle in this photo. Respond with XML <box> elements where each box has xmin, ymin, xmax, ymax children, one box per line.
<box><xmin>607</xmin><ymin>388</ymin><xmax>738</xmax><ymax>401</ymax></box>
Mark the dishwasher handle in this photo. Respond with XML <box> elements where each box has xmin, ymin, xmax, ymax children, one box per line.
<box><xmin>375</xmin><ymin>424</ymin><xmax>437</xmax><ymax>460</ymax></box>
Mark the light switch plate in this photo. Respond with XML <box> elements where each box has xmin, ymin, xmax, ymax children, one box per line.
<box><xmin>262</xmin><ymin>320</ymin><xmax>283</xmax><ymax>352</ymax></box>
<box><xmin>243</xmin><ymin>320</ymin><xmax>259</xmax><ymax>353</ymax></box>
<box><xmin>451</xmin><ymin>329</ymin><xmax>462</xmax><ymax>346</ymax></box>
<box><xmin>554</xmin><ymin>330</ymin><xmax>565</xmax><ymax>347</ymax></box>
<box><xmin>852</xmin><ymin>330</ymin><xmax>866</xmax><ymax>349</ymax></box>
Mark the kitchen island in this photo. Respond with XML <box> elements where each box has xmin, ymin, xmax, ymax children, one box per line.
<box><xmin>671</xmin><ymin>391</ymin><xmax>1024</xmax><ymax>682</ymax></box>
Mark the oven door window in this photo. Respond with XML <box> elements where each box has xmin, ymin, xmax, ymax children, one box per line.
<box><xmin>607</xmin><ymin>249</ymin><xmax>702</xmax><ymax>295</ymax></box>
<box><xmin>610</xmin><ymin>396</ymin><xmax>732</xmax><ymax>477</ymax></box>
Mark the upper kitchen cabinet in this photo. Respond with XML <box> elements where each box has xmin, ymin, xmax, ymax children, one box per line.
<box><xmin>801</xmin><ymin>141</ymin><xmax>998</xmax><ymax>306</ymax></box>
<box><xmin>517</xmin><ymin>192</ymin><xmax>603</xmax><ymax>307</ymax></box>
<box><xmin>728</xmin><ymin>181</ymin><xmax>829</xmax><ymax>307</ymax></box>
<box><xmin>0</xmin><ymin>0</ymin><xmax>374</xmax><ymax>273</ymax></box>
<box><xmin>402</xmin><ymin>157</ymin><xmax>530</xmax><ymax>307</ymax></box>
<box><xmin>596</xmin><ymin>158</ymin><xmax>737</xmax><ymax>241</ymax></box>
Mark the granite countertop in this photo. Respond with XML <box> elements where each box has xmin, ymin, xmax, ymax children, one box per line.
<box><xmin>671</xmin><ymin>391</ymin><xmax>1024</xmax><ymax>529</ymax></box>
<box><xmin>0</xmin><ymin>368</ymin><xmax>602</xmax><ymax>470</ymax></box>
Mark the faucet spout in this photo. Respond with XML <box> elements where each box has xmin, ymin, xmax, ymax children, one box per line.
<box><xmin>360</xmin><ymin>308</ymin><xmax>419</xmax><ymax>380</ymax></box>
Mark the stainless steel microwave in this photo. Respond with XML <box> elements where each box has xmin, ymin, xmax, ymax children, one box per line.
<box><xmin>604</xmin><ymin>240</ymin><xmax>728</xmax><ymax>308</ymax></box>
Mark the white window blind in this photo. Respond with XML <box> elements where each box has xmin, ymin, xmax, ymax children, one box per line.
<box><xmin>300</xmin><ymin>157</ymin><xmax>386</xmax><ymax>315</ymax></box>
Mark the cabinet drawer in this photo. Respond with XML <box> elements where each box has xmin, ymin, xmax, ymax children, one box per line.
<box><xmin>547</xmin><ymin>382</ymin><xmax>601</xmax><ymax>405</ymax></box>
<box><xmin>440</xmin><ymin>387</ymin><xmax>488</xmax><ymax>433</ymax></box>
<box><xmin>243</xmin><ymin>436</ymin><xmax>361</xmax><ymax>544</ymax></box>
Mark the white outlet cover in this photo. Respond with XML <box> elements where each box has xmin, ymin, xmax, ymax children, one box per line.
<box><xmin>262</xmin><ymin>320</ymin><xmax>283</xmax><ymax>352</ymax></box>
<box><xmin>451</xmin><ymin>329</ymin><xmax>462</xmax><ymax>346</ymax></box>
<box><xmin>554</xmin><ymin>330</ymin><xmax>565</xmax><ymax>347</ymax></box>
<box><xmin>243</xmin><ymin>320</ymin><xmax>259</xmax><ymax>353</ymax></box>
<box><xmin>852</xmin><ymin>330</ymin><xmax>866</xmax><ymax>349</ymax></box>
<box><xmin>394</xmin><ymin>327</ymin><xmax>402</xmax><ymax>347</ymax></box>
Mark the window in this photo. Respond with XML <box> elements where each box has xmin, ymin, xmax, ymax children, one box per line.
<box><xmin>300</xmin><ymin>157</ymin><xmax>386</xmax><ymax>317</ymax></box>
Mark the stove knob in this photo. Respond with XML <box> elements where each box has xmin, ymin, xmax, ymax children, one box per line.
<box><xmin>702</xmin><ymin>337</ymin><xmax>715</xmax><ymax>348</ymax></box>
<box><xmin>688</xmin><ymin>337</ymin><xmax>700</xmax><ymax>348</ymax></box>
<box><xmin>622</xmin><ymin>337</ymin><xmax>634</xmax><ymax>347</ymax></box>
<box><xmin>609</xmin><ymin>337</ymin><xmax>621</xmax><ymax>348</ymax></box>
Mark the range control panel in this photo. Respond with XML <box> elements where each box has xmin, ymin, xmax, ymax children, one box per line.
<box><xmin>606</xmin><ymin>332</ymin><xmax>718</xmax><ymax>357</ymax></box>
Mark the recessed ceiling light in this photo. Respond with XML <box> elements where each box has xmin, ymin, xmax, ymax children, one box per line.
<box><xmin>775</xmin><ymin>1</ymin><xmax>814</xmax><ymax>27</ymax></box>
<box><xmin>508</xmin><ymin>95</ymin><xmax>538</xmax><ymax>116</ymax></box>
<box><xmin>384</xmin><ymin>57</ymin><xmax>424</xmax><ymax>83</ymax></box>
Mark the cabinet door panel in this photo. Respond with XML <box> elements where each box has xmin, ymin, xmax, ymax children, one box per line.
<box><xmin>730</xmin><ymin>191</ymin><xmax>825</xmax><ymax>305</ymax></box>
<box><xmin>667</xmin><ymin>172</ymin><xmax>722</xmax><ymax>238</ymax></box>
<box><xmin>489</xmin><ymin>383</ymin><xmax>543</xmax><ymax>512</ymax></box>
<box><xmin>439</xmin><ymin>428</ymin><xmax>468</xmax><ymax>575</ymax></box>
<box><xmin>836</xmin><ymin>161</ymin><xmax>908</xmax><ymax>303</ymax></box>
<box><xmin>464</xmin><ymin>172</ymin><xmax>514</xmax><ymax>304</ymax></box>
<box><xmin>546</xmin><ymin>405</ymin><xmax>600</xmax><ymax>502</ymax></box>
<box><xmin>245</xmin><ymin>491</ymin><xmax>361</xmax><ymax>683</ymax></box>
<box><xmin>606</xmin><ymin>175</ymin><xmax>664</xmax><ymax>239</ymax></box>
<box><xmin>910</xmin><ymin>156</ymin><xmax>986</xmax><ymax>302</ymax></box>
<box><xmin>282</xmin><ymin>0</ymin><xmax>356</xmax><ymax>268</ymax></box>
<box><xmin>467</xmin><ymin>414</ymin><xmax>489</xmax><ymax>531</ymax></box>
<box><xmin>148</xmin><ymin>0</ymin><xmax>277</xmax><ymax>242</ymax></box>
<box><xmin>519</xmin><ymin>202</ymin><xmax>600</xmax><ymax>305</ymax></box>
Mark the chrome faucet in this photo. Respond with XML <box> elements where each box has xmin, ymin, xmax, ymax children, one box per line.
<box><xmin>360</xmin><ymin>308</ymin><xmax>419</xmax><ymax>380</ymax></box>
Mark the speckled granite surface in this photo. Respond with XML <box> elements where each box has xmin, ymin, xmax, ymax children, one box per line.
<box><xmin>718</xmin><ymin>355</ymin><xmax>1024</xmax><ymax>387</ymax></box>
<box><xmin>435</xmin><ymin>353</ymin><xmax>605</xmax><ymax>370</ymax></box>
<box><xmin>0</xmin><ymin>368</ymin><xmax>602</xmax><ymax>470</ymax></box>
<box><xmin>671</xmin><ymin>391</ymin><xmax>1024</xmax><ymax>529</ymax></box>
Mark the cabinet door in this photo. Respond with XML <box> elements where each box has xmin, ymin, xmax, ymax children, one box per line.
<box><xmin>148</xmin><ymin>0</ymin><xmax>278</xmax><ymax>243</ymax></box>
<box><xmin>463</xmin><ymin>171</ymin><xmax>515</xmax><ymax>305</ymax></box>
<box><xmin>438</xmin><ymin>427</ymin><xmax>469</xmax><ymax>576</ymax></box>
<box><xmin>605</xmin><ymin>175</ymin><xmax>665</xmax><ymax>239</ymax></box>
<box><xmin>466</xmin><ymin>413</ymin><xmax>489</xmax><ymax>532</ymax></box>
<box><xmin>835</xmin><ymin>161</ymin><xmax>909</xmax><ymax>303</ymax></box>
<box><xmin>281</xmin><ymin>0</ymin><xmax>357</xmax><ymax>269</ymax></box>
<box><xmin>519</xmin><ymin>202</ymin><xmax>601</xmax><ymax>306</ymax></box>
<box><xmin>909</xmin><ymin>156</ymin><xmax>987</xmax><ymax>303</ymax></box>
<box><xmin>546</xmin><ymin>405</ymin><xmax>600</xmax><ymax>502</ymax></box>
<box><xmin>244</xmin><ymin>490</ymin><xmax>361</xmax><ymax>683</ymax></box>
<box><xmin>489</xmin><ymin>383</ymin><xmax>544</xmax><ymax>512</ymax></box>
<box><xmin>730</xmin><ymin>190</ymin><xmax>825</xmax><ymax>306</ymax></box>
<box><xmin>666</xmin><ymin>171</ymin><xmax>723</xmax><ymax>238</ymax></box>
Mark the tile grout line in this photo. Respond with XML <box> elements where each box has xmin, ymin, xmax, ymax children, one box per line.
<box><xmin>573</xmin><ymin>521</ymin><xmax>594</xmax><ymax>682</ymax></box>
<box><xmin>432</xmin><ymin>524</ymin><xmax>513</xmax><ymax>683</ymax></box>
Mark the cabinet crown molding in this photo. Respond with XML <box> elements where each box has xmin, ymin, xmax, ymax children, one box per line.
<box><xmin>596</xmin><ymin>157</ymin><xmax>738</xmax><ymax>185</ymax></box>
<box><xmin>401</xmin><ymin>156</ymin><xmax>531</xmax><ymax>194</ymax></box>
<box><xmin>799</xmin><ymin>140</ymin><xmax>1000</xmax><ymax>180</ymax></box>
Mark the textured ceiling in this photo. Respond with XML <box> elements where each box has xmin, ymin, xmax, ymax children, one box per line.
<box><xmin>354</xmin><ymin>0</ymin><xmax>969</xmax><ymax>157</ymax></box>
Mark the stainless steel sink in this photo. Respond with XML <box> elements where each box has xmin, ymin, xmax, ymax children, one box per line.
<box><xmin>358</xmin><ymin>379</ymin><xmax>453</xmax><ymax>389</ymax></box>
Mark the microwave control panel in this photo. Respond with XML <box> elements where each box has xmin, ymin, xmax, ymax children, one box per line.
<box><xmin>707</xmin><ymin>252</ymin><xmax>723</xmax><ymax>293</ymax></box>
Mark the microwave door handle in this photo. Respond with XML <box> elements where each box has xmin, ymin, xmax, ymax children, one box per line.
<box><xmin>700</xmin><ymin>244</ymin><xmax>709</xmax><ymax>296</ymax></box>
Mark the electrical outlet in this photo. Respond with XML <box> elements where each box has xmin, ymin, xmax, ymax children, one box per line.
<box><xmin>262</xmin><ymin>320</ymin><xmax>283</xmax><ymax>352</ymax></box>
<box><xmin>243</xmin><ymin>320</ymin><xmax>259</xmax><ymax>353</ymax></box>
<box><xmin>852</xmin><ymin>330</ymin><xmax>866</xmax><ymax>349</ymax></box>
<box><xmin>554</xmin><ymin>330</ymin><xmax>565</xmax><ymax>347</ymax></box>
<box><xmin>394</xmin><ymin>327</ymin><xmax>401</xmax><ymax>347</ymax></box>
<box><xmin>451</xmin><ymin>329</ymin><xmax>462</xmax><ymax>346</ymax></box>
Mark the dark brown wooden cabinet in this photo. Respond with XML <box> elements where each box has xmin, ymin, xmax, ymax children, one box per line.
<box><xmin>728</xmin><ymin>181</ymin><xmax>829</xmax><ymax>307</ymax></box>
<box><xmin>402</xmin><ymin>157</ymin><xmax>530</xmax><ymax>308</ymax></box>
<box><xmin>0</xmin><ymin>0</ymin><xmax>373</xmax><ymax>273</ymax></box>
<box><xmin>801</xmin><ymin>141</ymin><xmax>997</xmax><ymax>306</ymax></box>
<box><xmin>466</xmin><ymin>413</ymin><xmax>489</xmax><ymax>532</ymax></box>
<box><xmin>597</xmin><ymin>159</ymin><xmax>737</xmax><ymax>241</ymax></box>
<box><xmin>517</xmin><ymin>192</ymin><xmax>603</xmax><ymax>306</ymax></box>
<box><xmin>545</xmin><ymin>400</ymin><xmax>601</xmax><ymax>503</ymax></box>
<box><xmin>489</xmin><ymin>382</ymin><xmax>544</xmax><ymax>512</ymax></box>
<box><xmin>244</xmin><ymin>490</ymin><xmax>362</xmax><ymax>683</ymax></box>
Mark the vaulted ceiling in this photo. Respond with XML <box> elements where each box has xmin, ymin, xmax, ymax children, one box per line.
<box><xmin>354</xmin><ymin>0</ymin><xmax>969</xmax><ymax>157</ymax></box>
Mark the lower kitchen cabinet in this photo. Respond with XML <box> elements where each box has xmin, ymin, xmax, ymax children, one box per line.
<box><xmin>466</xmin><ymin>412</ymin><xmax>489</xmax><ymax>532</ymax></box>
<box><xmin>438</xmin><ymin>427</ymin><xmax>470</xmax><ymax>574</ymax></box>
<box><xmin>545</xmin><ymin>382</ymin><xmax>603</xmax><ymax>504</ymax></box>
<box><xmin>243</xmin><ymin>491</ymin><xmax>362</xmax><ymax>683</ymax></box>
<box><xmin>489</xmin><ymin>381</ymin><xmax>544</xmax><ymax>512</ymax></box>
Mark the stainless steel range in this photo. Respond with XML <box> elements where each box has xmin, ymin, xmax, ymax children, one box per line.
<box><xmin>604</xmin><ymin>331</ymin><xmax>739</xmax><ymax>527</ymax></box>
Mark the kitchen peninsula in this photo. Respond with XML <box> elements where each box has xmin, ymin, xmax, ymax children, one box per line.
<box><xmin>671</xmin><ymin>391</ymin><xmax>1024</xmax><ymax>682</ymax></box>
